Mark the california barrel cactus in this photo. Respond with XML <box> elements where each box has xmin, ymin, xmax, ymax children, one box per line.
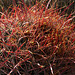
<box><xmin>0</xmin><ymin>0</ymin><xmax>75</xmax><ymax>75</ymax></box>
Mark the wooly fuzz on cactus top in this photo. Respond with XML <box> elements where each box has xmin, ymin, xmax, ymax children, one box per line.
<box><xmin>0</xmin><ymin>0</ymin><xmax>75</xmax><ymax>75</ymax></box>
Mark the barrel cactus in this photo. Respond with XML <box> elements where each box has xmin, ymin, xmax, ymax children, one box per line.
<box><xmin>0</xmin><ymin>0</ymin><xmax>75</xmax><ymax>75</ymax></box>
